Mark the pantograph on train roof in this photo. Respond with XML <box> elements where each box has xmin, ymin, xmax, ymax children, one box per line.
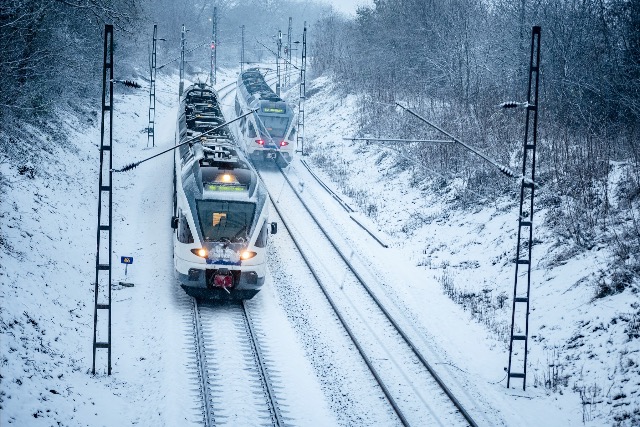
<box><xmin>241</xmin><ymin>68</ymin><xmax>282</xmax><ymax>103</ymax></box>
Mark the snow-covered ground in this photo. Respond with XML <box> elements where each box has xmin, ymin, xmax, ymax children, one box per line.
<box><xmin>1</xmin><ymin>66</ymin><xmax>638</xmax><ymax>426</ymax></box>
<box><xmin>296</xmin><ymin>75</ymin><xmax>640</xmax><ymax>426</ymax></box>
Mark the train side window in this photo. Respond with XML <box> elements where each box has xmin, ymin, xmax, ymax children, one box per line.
<box><xmin>182</xmin><ymin>145</ymin><xmax>194</xmax><ymax>165</ymax></box>
<box><xmin>178</xmin><ymin>210</ymin><xmax>194</xmax><ymax>244</ymax></box>
<box><xmin>235</xmin><ymin>97</ymin><xmax>241</xmax><ymax>116</ymax></box>
<box><xmin>255</xmin><ymin>221</ymin><xmax>267</xmax><ymax>248</ymax></box>
<box><xmin>289</xmin><ymin>127</ymin><xmax>296</xmax><ymax>140</ymax></box>
<box><xmin>179</xmin><ymin>143</ymin><xmax>188</xmax><ymax>158</ymax></box>
<box><xmin>248</xmin><ymin>122</ymin><xmax>257</xmax><ymax>138</ymax></box>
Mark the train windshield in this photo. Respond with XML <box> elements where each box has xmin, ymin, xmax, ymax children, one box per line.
<box><xmin>260</xmin><ymin>115</ymin><xmax>289</xmax><ymax>138</ymax></box>
<box><xmin>196</xmin><ymin>200</ymin><xmax>256</xmax><ymax>242</ymax></box>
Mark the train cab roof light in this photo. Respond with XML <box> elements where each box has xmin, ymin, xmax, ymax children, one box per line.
<box><xmin>255</xmin><ymin>139</ymin><xmax>265</xmax><ymax>145</ymax></box>
<box><xmin>191</xmin><ymin>248</ymin><xmax>208</xmax><ymax>258</ymax></box>
<box><xmin>240</xmin><ymin>250</ymin><xmax>257</xmax><ymax>260</ymax></box>
<box><xmin>214</xmin><ymin>173</ymin><xmax>239</xmax><ymax>184</ymax></box>
<box><xmin>279</xmin><ymin>140</ymin><xmax>289</xmax><ymax>147</ymax></box>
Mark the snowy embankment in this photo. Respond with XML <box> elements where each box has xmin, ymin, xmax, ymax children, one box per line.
<box><xmin>298</xmin><ymin>74</ymin><xmax>640</xmax><ymax>426</ymax></box>
<box><xmin>0</xmin><ymin>69</ymin><xmax>205</xmax><ymax>425</ymax></box>
<box><xmin>0</xmin><ymin>65</ymin><xmax>637</xmax><ymax>426</ymax></box>
<box><xmin>0</xmin><ymin>69</ymin><xmax>336</xmax><ymax>427</ymax></box>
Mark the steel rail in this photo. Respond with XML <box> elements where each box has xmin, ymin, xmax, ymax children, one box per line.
<box><xmin>216</xmin><ymin>80</ymin><xmax>237</xmax><ymax>99</ymax></box>
<box><xmin>241</xmin><ymin>302</ymin><xmax>285</xmax><ymax>427</ymax></box>
<box><xmin>273</xmin><ymin>164</ymin><xmax>479</xmax><ymax>427</ymax></box>
<box><xmin>192</xmin><ymin>298</ymin><xmax>214</xmax><ymax>427</ymax></box>
<box><xmin>218</xmin><ymin>72</ymin><xmax>476</xmax><ymax>426</ymax></box>
<box><xmin>194</xmin><ymin>299</ymin><xmax>284</xmax><ymax>427</ymax></box>
<box><xmin>299</xmin><ymin>159</ymin><xmax>354</xmax><ymax>212</ymax></box>
<box><xmin>299</xmin><ymin>159</ymin><xmax>389</xmax><ymax>248</ymax></box>
<box><xmin>255</xmin><ymin>166</ymin><xmax>411</xmax><ymax>427</ymax></box>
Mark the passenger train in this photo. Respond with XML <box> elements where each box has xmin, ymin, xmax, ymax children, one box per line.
<box><xmin>172</xmin><ymin>82</ymin><xmax>276</xmax><ymax>300</ymax></box>
<box><xmin>234</xmin><ymin>68</ymin><xmax>296</xmax><ymax>163</ymax></box>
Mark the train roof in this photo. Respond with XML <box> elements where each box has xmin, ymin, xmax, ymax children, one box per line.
<box><xmin>181</xmin><ymin>82</ymin><xmax>217</xmax><ymax>103</ymax></box>
<box><xmin>180</xmin><ymin>81</ymin><xmax>234</xmax><ymax>143</ymax></box>
<box><xmin>194</xmin><ymin>142</ymin><xmax>259</xmax><ymax>199</ymax></box>
<box><xmin>178</xmin><ymin>141</ymin><xmax>267</xmax><ymax>246</ymax></box>
<box><xmin>239</xmin><ymin>68</ymin><xmax>283</xmax><ymax>103</ymax></box>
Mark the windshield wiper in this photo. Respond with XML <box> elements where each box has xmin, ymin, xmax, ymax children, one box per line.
<box><xmin>231</xmin><ymin>227</ymin><xmax>247</xmax><ymax>241</ymax></box>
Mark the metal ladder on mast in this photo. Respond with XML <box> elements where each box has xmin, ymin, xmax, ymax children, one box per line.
<box><xmin>92</xmin><ymin>24</ymin><xmax>114</xmax><ymax>375</ymax></box>
<box><xmin>285</xmin><ymin>17</ymin><xmax>292</xmax><ymax>88</ymax></box>
<box><xmin>507</xmin><ymin>26</ymin><xmax>541</xmax><ymax>390</ymax></box>
<box><xmin>296</xmin><ymin>22</ymin><xmax>307</xmax><ymax>155</ymax></box>
<box><xmin>148</xmin><ymin>24</ymin><xmax>157</xmax><ymax>148</ymax></box>
<box><xmin>179</xmin><ymin>24</ymin><xmax>185</xmax><ymax>97</ymax></box>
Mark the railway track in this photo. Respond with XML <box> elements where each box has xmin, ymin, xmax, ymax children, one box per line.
<box><xmin>216</xmin><ymin>71</ymin><xmax>478</xmax><ymax>425</ymax></box>
<box><xmin>169</xmin><ymin>73</ymin><xmax>295</xmax><ymax>427</ymax></box>
<box><xmin>189</xmin><ymin>297</ymin><xmax>289</xmax><ymax>426</ymax></box>
<box><xmin>216</xmin><ymin>80</ymin><xmax>237</xmax><ymax>100</ymax></box>
<box><xmin>256</xmin><ymin>162</ymin><xmax>479</xmax><ymax>427</ymax></box>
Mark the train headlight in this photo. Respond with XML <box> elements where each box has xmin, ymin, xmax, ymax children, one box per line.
<box><xmin>213</xmin><ymin>173</ymin><xmax>239</xmax><ymax>184</ymax></box>
<box><xmin>255</xmin><ymin>139</ymin><xmax>265</xmax><ymax>145</ymax></box>
<box><xmin>279</xmin><ymin>140</ymin><xmax>289</xmax><ymax>147</ymax></box>
<box><xmin>191</xmin><ymin>248</ymin><xmax>208</xmax><ymax>258</ymax></box>
<box><xmin>240</xmin><ymin>250</ymin><xmax>257</xmax><ymax>260</ymax></box>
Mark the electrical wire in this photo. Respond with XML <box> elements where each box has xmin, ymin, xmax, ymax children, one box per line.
<box><xmin>396</xmin><ymin>102</ymin><xmax>519</xmax><ymax>179</ymax></box>
<box><xmin>112</xmin><ymin>108</ymin><xmax>257</xmax><ymax>173</ymax></box>
<box><xmin>157</xmin><ymin>40</ymin><xmax>211</xmax><ymax>70</ymax></box>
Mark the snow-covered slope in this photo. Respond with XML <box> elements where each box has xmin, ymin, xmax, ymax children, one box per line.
<box><xmin>1</xmin><ymin>68</ymin><xmax>638</xmax><ymax>427</ymax></box>
<box><xmin>0</xmin><ymin>69</ymin><xmax>335</xmax><ymax>427</ymax></box>
<box><xmin>299</xmin><ymin>74</ymin><xmax>640</xmax><ymax>426</ymax></box>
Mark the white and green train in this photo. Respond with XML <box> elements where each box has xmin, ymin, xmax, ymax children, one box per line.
<box><xmin>234</xmin><ymin>68</ymin><xmax>296</xmax><ymax>163</ymax></box>
<box><xmin>172</xmin><ymin>83</ymin><xmax>276</xmax><ymax>300</ymax></box>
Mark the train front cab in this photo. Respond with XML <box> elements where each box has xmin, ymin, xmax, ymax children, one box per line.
<box><xmin>235</xmin><ymin>98</ymin><xmax>296</xmax><ymax>164</ymax></box>
<box><xmin>172</xmin><ymin>154</ymin><xmax>277</xmax><ymax>300</ymax></box>
<box><xmin>172</xmin><ymin>203</ymin><xmax>278</xmax><ymax>300</ymax></box>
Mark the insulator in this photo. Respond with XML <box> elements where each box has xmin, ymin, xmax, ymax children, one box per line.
<box><xmin>499</xmin><ymin>166</ymin><xmax>515</xmax><ymax>177</ymax></box>
<box><xmin>115</xmin><ymin>162</ymin><xmax>139</xmax><ymax>173</ymax></box>
<box><xmin>501</xmin><ymin>102</ymin><xmax>520</xmax><ymax>109</ymax></box>
<box><xmin>123</xmin><ymin>80</ymin><xmax>141</xmax><ymax>89</ymax></box>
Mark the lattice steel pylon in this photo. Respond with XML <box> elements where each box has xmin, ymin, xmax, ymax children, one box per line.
<box><xmin>276</xmin><ymin>30</ymin><xmax>282</xmax><ymax>96</ymax></box>
<box><xmin>210</xmin><ymin>7</ymin><xmax>217</xmax><ymax>86</ymax></box>
<box><xmin>507</xmin><ymin>25</ymin><xmax>541</xmax><ymax>390</ymax></box>
<box><xmin>285</xmin><ymin>17</ymin><xmax>292</xmax><ymax>88</ymax></box>
<box><xmin>147</xmin><ymin>24</ymin><xmax>157</xmax><ymax>148</ymax></box>
<box><xmin>92</xmin><ymin>24</ymin><xmax>114</xmax><ymax>375</ymax></box>
<box><xmin>296</xmin><ymin>22</ymin><xmax>307</xmax><ymax>155</ymax></box>
<box><xmin>179</xmin><ymin>24</ymin><xmax>185</xmax><ymax>97</ymax></box>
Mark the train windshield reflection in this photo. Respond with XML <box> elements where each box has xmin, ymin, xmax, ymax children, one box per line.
<box><xmin>196</xmin><ymin>200</ymin><xmax>256</xmax><ymax>242</ymax></box>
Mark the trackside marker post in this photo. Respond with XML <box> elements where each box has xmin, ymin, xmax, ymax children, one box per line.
<box><xmin>121</xmin><ymin>256</ymin><xmax>133</xmax><ymax>275</ymax></box>
<box><xmin>120</xmin><ymin>256</ymin><xmax>134</xmax><ymax>287</ymax></box>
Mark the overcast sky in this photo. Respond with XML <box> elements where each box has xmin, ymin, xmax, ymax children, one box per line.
<box><xmin>320</xmin><ymin>0</ymin><xmax>374</xmax><ymax>16</ymax></box>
